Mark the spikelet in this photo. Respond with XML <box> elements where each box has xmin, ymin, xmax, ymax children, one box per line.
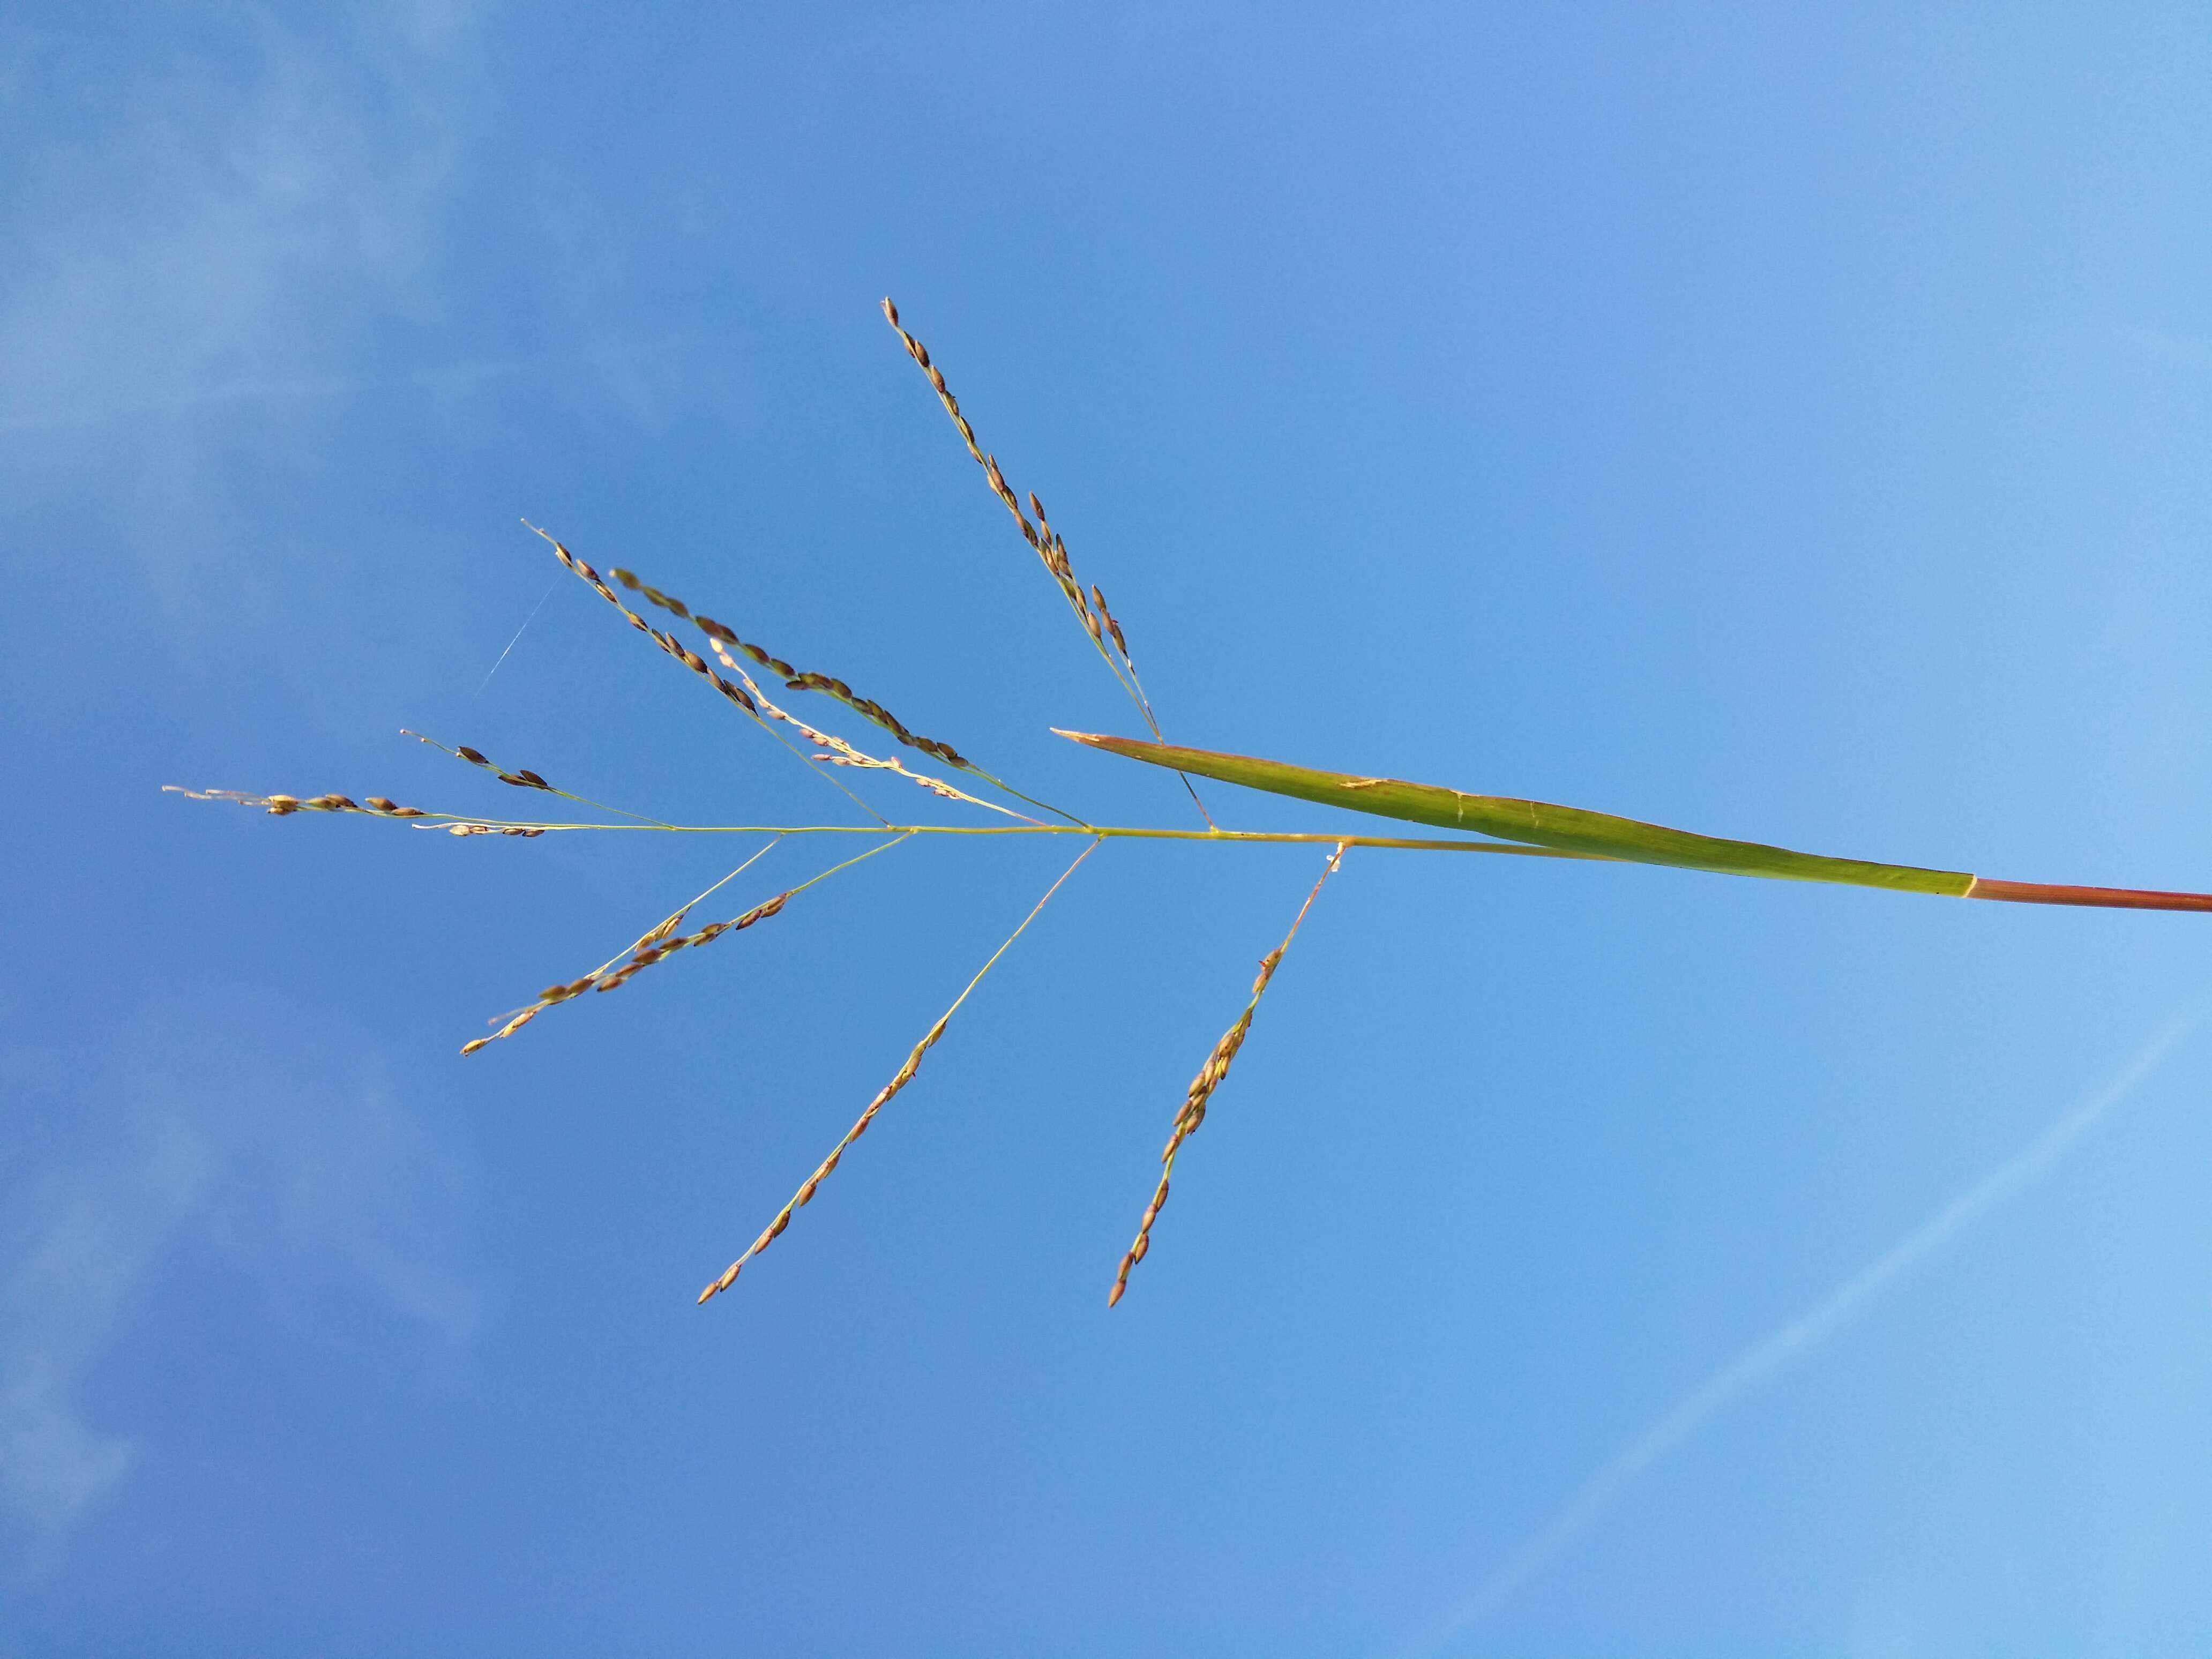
<box><xmin>1090</xmin><ymin>584</ymin><xmax>1132</xmax><ymax>665</ymax></box>
<box><xmin>406</xmin><ymin>734</ymin><xmax>558</xmax><ymax>791</ymax></box>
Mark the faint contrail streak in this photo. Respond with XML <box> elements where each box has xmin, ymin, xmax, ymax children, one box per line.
<box><xmin>1403</xmin><ymin>999</ymin><xmax>2204</xmax><ymax>1658</ymax></box>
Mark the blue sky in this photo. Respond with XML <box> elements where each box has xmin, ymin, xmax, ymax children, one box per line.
<box><xmin>4</xmin><ymin>4</ymin><xmax>2210</xmax><ymax>1654</ymax></box>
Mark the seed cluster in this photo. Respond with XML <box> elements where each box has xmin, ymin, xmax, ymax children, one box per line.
<box><xmin>882</xmin><ymin>297</ymin><xmax>1197</xmax><ymax>822</ymax></box>
<box><xmin>1109</xmin><ymin>845</ymin><xmax>1347</xmax><ymax>1306</ymax></box>
<box><xmin>693</xmin><ymin>632</ymin><xmax>1023</xmax><ymax>817</ymax></box>
<box><xmin>602</xmin><ymin>563</ymin><xmax>974</xmax><ymax>772</ymax></box>
<box><xmin>536</xmin><ymin>517</ymin><xmax>995</xmax><ymax>782</ymax></box>
<box><xmin>696</xmin><ymin>1007</ymin><xmax>947</xmax><ymax>1302</ymax></box>
<box><xmin>880</xmin><ymin>298</ymin><xmax>1114</xmax><ymax>662</ymax></box>
<box><xmin>460</xmin><ymin>890</ymin><xmax>794</xmax><ymax>1055</ymax></box>
<box><xmin>535</xmin><ymin>528</ymin><xmax>765</xmax><ymax>719</ymax></box>
<box><xmin>1107</xmin><ymin>948</ymin><xmax>1280</xmax><ymax>1307</ymax></box>
<box><xmin>449</xmin><ymin>744</ymin><xmax>556</xmax><ymax>791</ymax></box>
<box><xmin>162</xmin><ymin>785</ymin><xmax>428</xmax><ymax>819</ymax></box>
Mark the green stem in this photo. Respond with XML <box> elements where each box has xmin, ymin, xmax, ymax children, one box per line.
<box><xmin>400</xmin><ymin>814</ymin><xmax>1615</xmax><ymax>856</ymax></box>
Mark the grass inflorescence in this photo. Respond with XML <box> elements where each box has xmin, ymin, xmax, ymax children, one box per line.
<box><xmin>175</xmin><ymin>300</ymin><xmax>2212</xmax><ymax>1312</ymax></box>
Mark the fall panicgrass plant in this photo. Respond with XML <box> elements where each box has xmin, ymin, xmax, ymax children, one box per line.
<box><xmin>174</xmin><ymin>302</ymin><xmax>2212</xmax><ymax>1309</ymax></box>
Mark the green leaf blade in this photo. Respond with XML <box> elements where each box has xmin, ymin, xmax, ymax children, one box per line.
<box><xmin>1058</xmin><ymin>731</ymin><xmax>1976</xmax><ymax>896</ymax></box>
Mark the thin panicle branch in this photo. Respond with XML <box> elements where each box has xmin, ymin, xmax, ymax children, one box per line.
<box><xmin>607</xmin><ymin>563</ymin><xmax>977</xmax><ymax>769</ymax></box>
<box><xmin>525</xmin><ymin>521</ymin><xmax>891</xmax><ymax>824</ymax></box>
<box><xmin>698</xmin><ymin>837</ymin><xmax>1103</xmax><ymax>1303</ymax></box>
<box><xmin>164</xmin><ymin>785</ymin><xmax>563</xmax><ymax>839</ymax></box>
<box><xmin>528</xmin><ymin>521</ymin><xmax>1081</xmax><ymax>827</ymax></box>
<box><xmin>614</xmin><ymin>562</ymin><xmax>1086</xmax><ymax>827</ymax></box>
<box><xmin>1109</xmin><ymin>842</ymin><xmax>1349</xmax><ymax>1307</ymax></box>
<box><xmin>164</xmin><ymin>784</ymin><xmax>552</xmax><ymax>838</ymax></box>
<box><xmin>461</xmin><ymin>838</ymin><xmax>781</xmax><ymax>1052</ymax></box>
<box><xmin>880</xmin><ymin>297</ymin><xmax>1215</xmax><ymax>828</ymax></box>
<box><xmin>879</xmin><ymin>297</ymin><xmax>1118</xmax><ymax>675</ymax></box>
<box><xmin>462</xmin><ymin>834</ymin><xmax>911</xmax><ymax>1053</ymax></box>
<box><xmin>401</xmin><ymin>730</ymin><xmax>672</xmax><ymax>826</ymax></box>
<box><xmin>697</xmin><ymin>639</ymin><xmax>1040</xmax><ymax>823</ymax></box>
<box><xmin>527</xmin><ymin>522</ymin><xmax>754</xmax><ymax>710</ymax></box>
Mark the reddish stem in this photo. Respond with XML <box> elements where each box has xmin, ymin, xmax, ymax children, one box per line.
<box><xmin>1966</xmin><ymin>878</ymin><xmax>2212</xmax><ymax>913</ymax></box>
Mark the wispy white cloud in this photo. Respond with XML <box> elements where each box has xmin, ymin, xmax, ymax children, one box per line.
<box><xmin>1402</xmin><ymin>999</ymin><xmax>2205</xmax><ymax>1657</ymax></box>
<box><xmin>0</xmin><ymin>357</ymin><xmax>543</xmax><ymax>438</ymax></box>
<box><xmin>0</xmin><ymin>1107</ymin><xmax>208</xmax><ymax>1546</ymax></box>
<box><xmin>0</xmin><ymin>8</ymin><xmax>473</xmax><ymax>436</ymax></box>
<box><xmin>0</xmin><ymin>992</ymin><xmax>477</xmax><ymax>1567</ymax></box>
<box><xmin>0</xmin><ymin>5</ymin><xmax>739</xmax><ymax>454</ymax></box>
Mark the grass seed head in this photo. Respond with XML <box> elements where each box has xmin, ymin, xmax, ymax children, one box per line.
<box><xmin>461</xmin><ymin>881</ymin><xmax>800</xmax><ymax>1056</ymax></box>
<box><xmin>552</xmin><ymin>539</ymin><xmax>980</xmax><ymax>773</ymax></box>
<box><xmin>1109</xmin><ymin>848</ymin><xmax>1346</xmax><ymax>1306</ymax></box>
<box><xmin>166</xmin><ymin>785</ymin><xmax>430</xmax><ymax>820</ymax></box>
